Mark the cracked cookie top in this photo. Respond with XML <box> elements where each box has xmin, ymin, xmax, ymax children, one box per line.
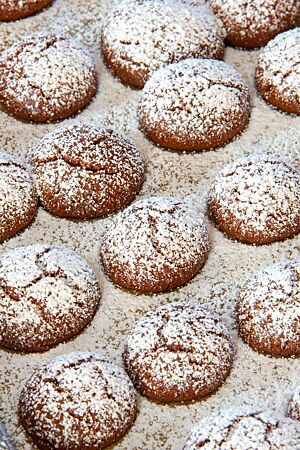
<box><xmin>101</xmin><ymin>196</ymin><xmax>210</xmax><ymax>293</ymax></box>
<box><xmin>101</xmin><ymin>0</ymin><xmax>225</xmax><ymax>88</ymax></box>
<box><xmin>0</xmin><ymin>0</ymin><xmax>53</xmax><ymax>21</ymax></box>
<box><xmin>208</xmin><ymin>155</ymin><xmax>300</xmax><ymax>244</ymax></box>
<box><xmin>123</xmin><ymin>302</ymin><xmax>234</xmax><ymax>403</ymax></box>
<box><xmin>0</xmin><ymin>244</ymin><xmax>101</xmax><ymax>352</ymax></box>
<box><xmin>138</xmin><ymin>58</ymin><xmax>250</xmax><ymax>151</ymax></box>
<box><xmin>19</xmin><ymin>352</ymin><xmax>137</xmax><ymax>450</ymax></box>
<box><xmin>184</xmin><ymin>407</ymin><xmax>300</xmax><ymax>449</ymax></box>
<box><xmin>30</xmin><ymin>124</ymin><xmax>145</xmax><ymax>219</ymax></box>
<box><xmin>0</xmin><ymin>33</ymin><xmax>97</xmax><ymax>122</ymax></box>
<box><xmin>287</xmin><ymin>385</ymin><xmax>300</xmax><ymax>421</ymax></box>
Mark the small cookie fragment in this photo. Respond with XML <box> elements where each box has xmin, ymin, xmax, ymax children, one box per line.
<box><xmin>256</xmin><ymin>28</ymin><xmax>300</xmax><ymax>115</ymax></box>
<box><xmin>0</xmin><ymin>152</ymin><xmax>37</xmax><ymax>243</ymax></box>
<box><xmin>184</xmin><ymin>408</ymin><xmax>300</xmax><ymax>449</ymax></box>
<box><xmin>287</xmin><ymin>386</ymin><xmax>300</xmax><ymax>421</ymax></box>
<box><xmin>206</xmin><ymin>0</ymin><xmax>298</xmax><ymax>48</ymax></box>
<box><xmin>31</xmin><ymin>124</ymin><xmax>145</xmax><ymax>219</ymax></box>
<box><xmin>0</xmin><ymin>244</ymin><xmax>101</xmax><ymax>352</ymax></box>
<box><xmin>0</xmin><ymin>33</ymin><xmax>97</xmax><ymax>122</ymax></box>
<box><xmin>101</xmin><ymin>0</ymin><xmax>225</xmax><ymax>88</ymax></box>
<box><xmin>19</xmin><ymin>352</ymin><xmax>137</xmax><ymax>449</ymax></box>
<box><xmin>0</xmin><ymin>0</ymin><xmax>53</xmax><ymax>21</ymax></box>
<box><xmin>208</xmin><ymin>156</ymin><xmax>300</xmax><ymax>244</ymax></box>
<box><xmin>237</xmin><ymin>261</ymin><xmax>300</xmax><ymax>357</ymax></box>
<box><xmin>123</xmin><ymin>302</ymin><xmax>234</xmax><ymax>403</ymax></box>
<box><xmin>101</xmin><ymin>196</ymin><xmax>210</xmax><ymax>293</ymax></box>
<box><xmin>138</xmin><ymin>58</ymin><xmax>250</xmax><ymax>151</ymax></box>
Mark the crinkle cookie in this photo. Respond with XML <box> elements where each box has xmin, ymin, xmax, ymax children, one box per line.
<box><xmin>0</xmin><ymin>0</ymin><xmax>53</xmax><ymax>21</ymax></box>
<box><xmin>287</xmin><ymin>385</ymin><xmax>300</xmax><ymax>421</ymax></box>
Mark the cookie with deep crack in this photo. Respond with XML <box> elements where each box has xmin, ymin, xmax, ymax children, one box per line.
<box><xmin>0</xmin><ymin>33</ymin><xmax>97</xmax><ymax>122</ymax></box>
<box><xmin>123</xmin><ymin>302</ymin><xmax>234</xmax><ymax>403</ymax></box>
<box><xmin>101</xmin><ymin>196</ymin><xmax>210</xmax><ymax>293</ymax></box>
<box><xmin>19</xmin><ymin>352</ymin><xmax>137</xmax><ymax>449</ymax></box>
<box><xmin>0</xmin><ymin>244</ymin><xmax>101</xmax><ymax>352</ymax></box>
<box><xmin>0</xmin><ymin>0</ymin><xmax>53</xmax><ymax>21</ymax></box>
<box><xmin>31</xmin><ymin>124</ymin><xmax>145</xmax><ymax>219</ymax></box>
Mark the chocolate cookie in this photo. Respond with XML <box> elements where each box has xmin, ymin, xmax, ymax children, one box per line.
<box><xmin>206</xmin><ymin>0</ymin><xmax>298</xmax><ymax>48</ymax></box>
<box><xmin>0</xmin><ymin>244</ymin><xmax>101</xmax><ymax>352</ymax></box>
<box><xmin>31</xmin><ymin>124</ymin><xmax>145</xmax><ymax>219</ymax></box>
<box><xmin>19</xmin><ymin>352</ymin><xmax>137</xmax><ymax>450</ymax></box>
<box><xmin>184</xmin><ymin>408</ymin><xmax>300</xmax><ymax>449</ymax></box>
<box><xmin>101</xmin><ymin>0</ymin><xmax>225</xmax><ymax>88</ymax></box>
<box><xmin>0</xmin><ymin>0</ymin><xmax>52</xmax><ymax>21</ymax></box>
<box><xmin>256</xmin><ymin>28</ymin><xmax>300</xmax><ymax>115</ymax></box>
<box><xmin>287</xmin><ymin>386</ymin><xmax>300</xmax><ymax>421</ymax></box>
<box><xmin>123</xmin><ymin>302</ymin><xmax>234</xmax><ymax>403</ymax></box>
<box><xmin>237</xmin><ymin>261</ymin><xmax>300</xmax><ymax>357</ymax></box>
<box><xmin>0</xmin><ymin>152</ymin><xmax>37</xmax><ymax>243</ymax></box>
<box><xmin>101</xmin><ymin>197</ymin><xmax>210</xmax><ymax>293</ymax></box>
<box><xmin>138</xmin><ymin>58</ymin><xmax>250</xmax><ymax>151</ymax></box>
<box><xmin>208</xmin><ymin>156</ymin><xmax>300</xmax><ymax>244</ymax></box>
<box><xmin>0</xmin><ymin>33</ymin><xmax>97</xmax><ymax>122</ymax></box>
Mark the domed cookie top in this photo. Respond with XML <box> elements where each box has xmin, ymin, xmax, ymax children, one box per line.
<box><xmin>208</xmin><ymin>155</ymin><xmax>300</xmax><ymax>244</ymax></box>
<box><xmin>206</xmin><ymin>0</ymin><xmax>298</xmax><ymax>48</ymax></box>
<box><xmin>288</xmin><ymin>385</ymin><xmax>300</xmax><ymax>421</ymax></box>
<box><xmin>256</xmin><ymin>28</ymin><xmax>300</xmax><ymax>115</ymax></box>
<box><xmin>0</xmin><ymin>33</ymin><xmax>97</xmax><ymax>122</ymax></box>
<box><xmin>123</xmin><ymin>302</ymin><xmax>234</xmax><ymax>403</ymax></box>
<box><xmin>0</xmin><ymin>244</ymin><xmax>101</xmax><ymax>352</ymax></box>
<box><xmin>184</xmin><ymin>408</ymin><xmax>300</xmax><ymax>449</ymax></box>
<box><xmin>138</xmin><ymin>58</ymin><xmax>250</xmax><ymax>151</ymax></box>
<box><xmin>19</xmin><ymin>352</ymin><xmax>137</xmax><ymax>450</ymax></box>
<box><xmin>0</xmin><ymin>0</ymin><xmax>53</xmax><ymax>21</ymax></box>
<box><xmin>101</xmin><ymin>0</ymin><xmax>225</xmax><ymax>88</ymax></box>
<box><xmin>31</xmin><ymin>124</ymin><xmax>145</xmax><ymax>219</ymax></box>
<box><xmin>237</xmin><ymin>260</ymin><xmax>300</xmax><ymax>357</ymax></box>
<box><xmin>0</xmin><ymin>152</ymin><xmax>37</xmax><ymax>243</ymax></box>
<box><xmin>101</xmin><ymin>196</ymin><xmax>210</xmax><ymax>293</ymax></box>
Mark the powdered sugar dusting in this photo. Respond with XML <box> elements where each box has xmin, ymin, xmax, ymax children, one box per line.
<box><xmin>287</xmin><ymin>385</ymin><xmax>300</xmax><ymax>421</ymax></box>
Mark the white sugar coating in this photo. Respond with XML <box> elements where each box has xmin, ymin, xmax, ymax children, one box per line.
<box><xmin>124</xmin><ymin>302</ymin><xmax>234</xmax><ymax>401</ymax></box>
<box><xmin>138</xmin><ymin>58</ymin><xmax>250</xmax><ymax>150</ymax></box>
<box><xmin>288</xmin><ymin>385</ymin><xmax>300</xmax><ymax>420</ymax></box>
<box><xmin>101</xmin><ymin>0</ymin><xmax>225</xmax><ymax>87</ymax></box>
<box><xmin>184</xmin><ymin>407</ymin><xmax>300</xmax><ymax>449</ymax></box>
<box><xmin>0</xmin><ymin>244</ymin><xmax>101</xmax><ymax>351</ymax></box>
<box><xmin>19</xmin><ymin>352</ymin><xmax>137</xmax><ymax>449</ymax></box>
<box><xmin>208</xmin><ymin>155</ymin><xmax>300</xmax><ymax>242</ymax></box>
<box><xmin>237</xmin><ymin>260</ymin><xmax>300</xmax><ymax>355</ymax></box>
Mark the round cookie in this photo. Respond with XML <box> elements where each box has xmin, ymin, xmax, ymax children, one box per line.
<box><xmin>138</xmin><ymin>58</ymin><xmax>250</xmax><ymax>151</ymax></box>
<box><xmin>206</xmin><ymin>0</ymin><xmax>298</xmax><ymax>48</ymax></box>
<box><xmin>256</xmin><ymin>28</ymin><xmax>300</xmax><ymax>115</ymax></box>
<box><xmin>101</xmin><ymin>0</ymin><xmax>225</xmax><ymax>88</ymax></box>
<box><xmin>0</xmin><ymin>33</ymin><xmax>97</xmax><ymax>122</ymax></box>
<box><xmin>0</xmin><ymin>152</ymin><xmax>37</xmax><ymax>243</ymax></box>
<box><xmin>0</xmin><ymin>0</ymin><xmax>53</xmax><ymax>21</ymax></box>
<box><xmin>31</xmin><ymin>124</ymin><xmax>145</xmax><ymax>219</ymax></box>
<box><xmin>123</xmin><ymin>302</ymin><xmax>234</xmax><ymax>403</ymax></box>
<box><xmin>0</xmin><ymin>244</ymin><xmax>101</xmax><ymax>352</ymax></box>
<box><xmin>237</xmin><ymin>261</ymin><xmax>300</xmax><ymax>357</ymax></box>
<box><xmin>101</xmin><ymin>196</ymin><xmax>210</xmax><ymax>293</ymax></box>
<box><xmin>19</xmin><ymin>352</ymin><xmax>137</xmax><ymax>450</ymax></box>
<box><xmin>207</xmin><ymin>155</ymin><xmax>300</xmax><ymax>244</ymax></box>
<box><xmin>287</xmin><ymin>386</ymin><xmax>300</xmax><ymax>421</ymax></box>
<box><xmin>184</xmin><ymin>408</ymin><xmax>300</xmax><ymax>449</ymax></box>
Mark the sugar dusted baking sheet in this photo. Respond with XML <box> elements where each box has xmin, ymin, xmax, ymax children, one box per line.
<box><xmin>0</xmin><ymin>1</ymin><xmax>299</xmax><ymax>449</ymax></box>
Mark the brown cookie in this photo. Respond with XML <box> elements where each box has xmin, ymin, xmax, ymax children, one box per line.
<box><xmin>206</xmin><ymin>0</ymin><xmax>298</xmax><ymax>48</ymax></box>
<box><xmin>31</xmin><ymin>124</ymin><xmax>145</xmax><ymax>219</ymax></box>
<box><xmin>0</xmin><ymin>0</ymin><xmax>53</xmax><ymax>21</ymax></box>
<box><xmin>208</xmin><ymin>155</ymin><xmax>300</xmax><ymax>245</ymax></box>
<box><xmin>101</xmin><ymin>196</ymin><xmax>210</xmax><ymax>293</ymax></box>
<box><xmin>0</xmin><ymin>244</ymin><xmax>101</xmax><ymax>352</ymax></box>
<box><xmin>0</xmin><ymin>152</ymin><xmax>37</xmax><ymax>243</ymax></box>
<box><xmin>237</xmin><ymin>261</ymin><xmax>300</xmax><ymax>357</ymax></box>
<box><xmin>0</xmin><ymin>33</ymin><xmax>97</xmax><ymax>123</ymax></box>
<box><xmin>138</xmin><ymin>58</ymin><xmax>250</xmax><ymax>152</ymax></box>
<box><xmin>101</xmin><ymin>0</ymin><xmax>225</xmax><ymax>88</ymax></box>
<box><xmin>123</xmin><ymin>302</ymin><xmax>234</xmax><ymax>403</ymax></box>
<box><xmin>287</xmin><ymin>386</ymin><xmax>300</xmax><ymax>421</ymax></box>
<box><xmin>184</xmin><ymin>408</ymin><xmax>300</xmax><ymax>449</ymax></box>
<box><xmin>256</xmin><ymin>28</ymin><xmax>300</xmax><ymax>115</ymax></box>
<box><xmin>19</xmin><ymin>352</ymin><xmax>137</xmax><ymax>450</ymax></box>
